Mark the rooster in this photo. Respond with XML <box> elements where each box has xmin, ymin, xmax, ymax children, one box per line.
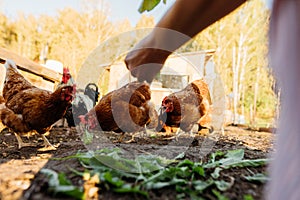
<box><xmin>0</xmin><ymin>60</ymin><xmax>74</xmax><ymax>150</ymax></box>
<box><xmin>157</xmin><ymin>78</ymin><xmax>212</xmax><ymax>134</ymax></box>
<box><xmin>79</xmin><ymin>81</ymin><xmax>158</xmax><ymax>141</ymax></box>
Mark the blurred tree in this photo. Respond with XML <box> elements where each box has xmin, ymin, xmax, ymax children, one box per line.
<box><xmin>136</xmin><ymin>14</ymin><xmax>155</xmax><ymax>28</ymax></box>
<box><xmin>7</xmin><ymin>14</ymin><xmax>39</xmax><ymax>60</ymax></box>
<box><xmin>0</xmin><ymin>14</ymin><xmax>17</xmax><ymax>47</ymax></box>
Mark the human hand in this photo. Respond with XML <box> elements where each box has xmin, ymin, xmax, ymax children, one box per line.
<box><xmin>125</xmin><ymin>36</ymin><xmax>170</xmax><ymax>83</ymax></box>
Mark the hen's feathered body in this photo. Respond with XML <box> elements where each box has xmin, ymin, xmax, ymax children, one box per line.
<box><xmin>0</xmin><ymin>60</ymin><xmax>74</xmax><ymax>150</ymax></box>
<box><xmin>158</xmin><ymin>78</ymin><xmax>212</xmax><ymax>133</ymax></box>
<box><xmin>81</xmin><ymin>81</ymin><xmax>158</xmax><ymax>133</ymax></box>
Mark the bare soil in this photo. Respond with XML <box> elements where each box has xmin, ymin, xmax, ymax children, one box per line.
<box><xmin>0</xmin><ymin>125</ymin><xmax>274</xmax><ymax>200</ymax></box>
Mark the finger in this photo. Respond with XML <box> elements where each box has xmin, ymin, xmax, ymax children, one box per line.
<box><xmin>134</xmin><ymin>63</ymin><xmax>163</xmax><ymax>83</ymax></box>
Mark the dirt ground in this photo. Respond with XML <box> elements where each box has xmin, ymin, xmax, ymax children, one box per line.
<box><xmin>0</xmin><ymin>125</ymin><xmax>274</xmax><ymax>200</ymax></box>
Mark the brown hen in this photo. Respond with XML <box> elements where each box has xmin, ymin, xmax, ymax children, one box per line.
<box><xmin>0</xmin><ymin>60</ymin><xmax>74</xmax><ymax>150</ymax></box>
<box><xmin>79</xmin><ymin>81</ymin><xmax>158</xmax><ymax>134</ymax></box>
<box><xmin>157</xmin><ymin>78</ymin><xmax>212</xmax><ymax>133</ymax></box>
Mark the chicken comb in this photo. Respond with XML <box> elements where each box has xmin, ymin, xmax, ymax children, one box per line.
<box><xmin>63</xmin><ymin>67</ymin><xmax>71</xmax><ymax>75</ymax></box>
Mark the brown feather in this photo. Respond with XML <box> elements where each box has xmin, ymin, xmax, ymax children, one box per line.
<box><xmin>82</xmin><ymin>81</ymin><xmax>158</xmax><ymax>132</ymax></box>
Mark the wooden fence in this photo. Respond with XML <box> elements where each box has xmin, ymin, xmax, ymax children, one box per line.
<box><xmin>0</xmin><ymin>47</ymin><xmax>61</xmax><ymax>93</ymax></box>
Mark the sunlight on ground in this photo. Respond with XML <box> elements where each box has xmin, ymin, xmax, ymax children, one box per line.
<box><xmin>0</xmin><ymin>154</ymin><xmax>52</xmax><ymax>200</ymax></box>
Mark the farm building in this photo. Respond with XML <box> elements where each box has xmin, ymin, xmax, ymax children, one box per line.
<box><xmin>107</xmin><ymin>50</ymin><xmax>228</xmax><ymax>129</ymax></box>
<box><xmin>107</xmin><ymin>50</ymin><xmax>219</xmax><ymax>107</ymax></box>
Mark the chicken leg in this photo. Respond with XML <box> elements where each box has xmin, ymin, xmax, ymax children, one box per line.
<box><xmin>38</xmin><ymin>134</ymin><xmax>57</xmax><ymax>151</ymax></box>
<box><xmin>14</xmin><ymin>133</ymin><xmax>36</xmax><ymax>149</ymax></box>
<box><xmin>124</xmin><ymin>124</ymin><xmax>151</xmax><ymax>143</ymax></box>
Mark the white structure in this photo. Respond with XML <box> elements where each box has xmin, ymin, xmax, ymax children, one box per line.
<box><xmin>43</xmin><ymin>59</ymin><xmax>64</xmax><ymax>75</ymax></box>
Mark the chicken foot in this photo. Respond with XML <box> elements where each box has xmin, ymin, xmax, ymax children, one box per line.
<box><xmin>113</xmin><ymin>132</ymin><xmax>137</xmax><ymax>143</ymax></box>
<box><xmin>124</xmin><ymin>125</ymin><xmax>150</xmax><ymax>143</ymax></box>
<box><xmin>173</xmin><ymin>124</ymin><xmax>199</xmax><ymax>141</ymax></box>
<box><xmin>38</xmin><ymin>134</ymin><xmax>57</xmax><ymax>151</ymax></box>
<box><xmin>14</xmin><ymin>133</ymin><xmax>36</xmax><ymax>149</ymax></box>
<box><xmin>124</xmin><ymin>132</ymin><xmax>139</xmax><ymax>143</ymax></box>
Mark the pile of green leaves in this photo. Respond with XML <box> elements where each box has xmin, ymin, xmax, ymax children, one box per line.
<box><xmin>42</xmin><ymin>148</ymin><xmax>269</xmax><ymax>200</ymax></box>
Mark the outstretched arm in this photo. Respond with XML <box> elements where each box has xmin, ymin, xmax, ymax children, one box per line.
<box><xmin>156</xmin><ymin>0</ymin><xmax>247</xmax><ymax>39</ymax></box>
<box><xmin>125</xmin><ymin>0</ymin><xmax>247</xmax><ymax>82</ymax></box>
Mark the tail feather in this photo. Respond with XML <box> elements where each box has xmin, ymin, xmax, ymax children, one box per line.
<box><xmin>4</xmin><ymin>59</ymin><xmax>18</xmax><ymax>70</ymax></box>
<box><xmin>3</xmin><ymin>59</ymin><xmax>34</xmax><ymax>101</ymax></box>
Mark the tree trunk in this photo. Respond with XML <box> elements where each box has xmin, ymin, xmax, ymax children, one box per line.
<box><xmin>239</xmin><ymin>47</ymin><xmax>247</xmax><ymax>118</ymax></box>
<box><xmin>232</xmin><ymin>46</ymin><xmax>239</xmax><ymax>124</ymax></box>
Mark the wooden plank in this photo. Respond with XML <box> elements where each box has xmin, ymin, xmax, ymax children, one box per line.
<box><xmin>19</xmin><ymin>70</ymin><xmax>55</xmax><ymax>91</ymax></box>
<box><xmin>0</xmin><ymin>47</ymin><xmax>61</xmax><ymax>83</ymax></box>
<box><xmin>0</xmin><ymin>64</ymin><xmax>56</xmax><ymax>92</ymax></box>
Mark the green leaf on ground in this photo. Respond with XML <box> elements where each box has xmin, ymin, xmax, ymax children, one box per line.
<box><xmin>41</xmin><ymin>169</ymin><xmax>84</xmax><ymax>200</ymax></box>
<box><xmin>244</xmin><ymin>194</ymin><xmax>254</xmax><ymax>200</ymax></box>
<box><xmin>212</xmin><ymin>189</ymin><xmax>229</xmax><ymax>200</ymax></box>
<box><xmin>42</xmin><ymin>148</ymin><xmax>270</xmax><ymax>199</ymax></box>
<box><xmin>244</xmin><ymin>173</ymin><xmax>269</xmax><ymax>183</ymax></box>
